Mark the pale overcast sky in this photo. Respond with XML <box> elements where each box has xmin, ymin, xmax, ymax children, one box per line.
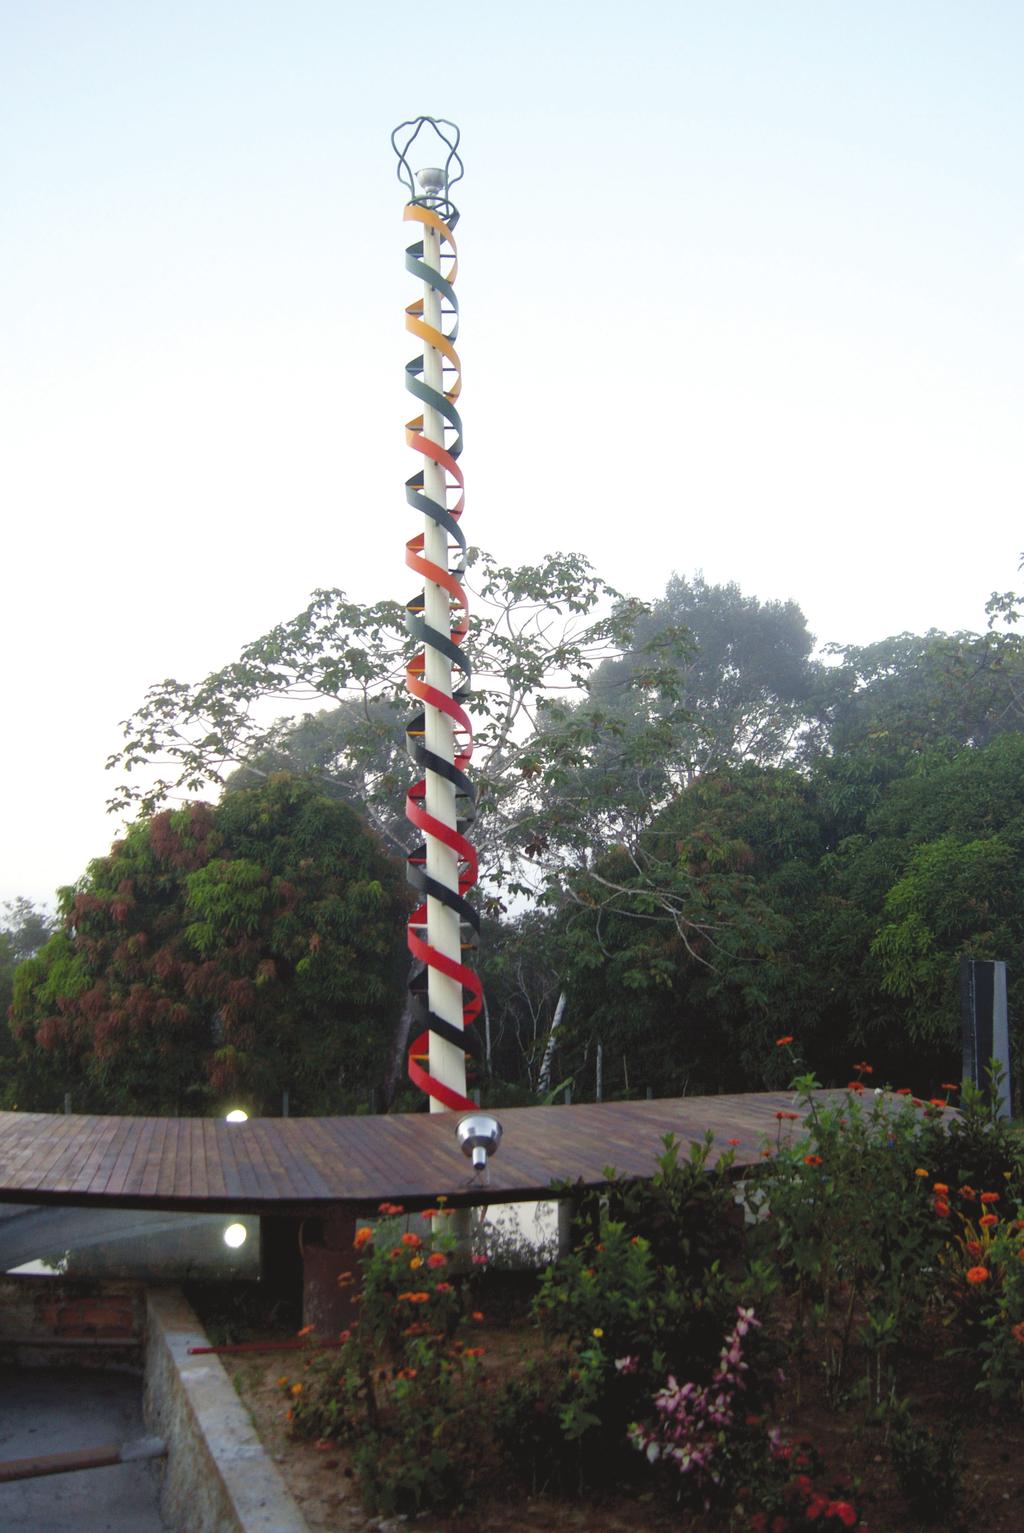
<box><xmin>2</xmin><ymin>1</ymin><xmax>1022</xmax><ymax>908</ymax></box>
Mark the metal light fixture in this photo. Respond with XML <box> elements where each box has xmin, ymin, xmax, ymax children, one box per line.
<box><xmin>456</xmin><ymin>1112</ymin><xmax>502</xmax><ymax>1172</ymax></box>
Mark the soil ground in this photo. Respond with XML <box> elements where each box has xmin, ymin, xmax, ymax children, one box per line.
<box><xmin>190</xmin><ymin>1281</ymin><xmax>1024</xmax><ymax>1533</ymax></box>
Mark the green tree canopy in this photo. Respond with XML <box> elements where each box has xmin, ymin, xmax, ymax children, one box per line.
<box><xmin>8</xmin><ymin>774</ymin><xmax>407</xmax><ymax>1115</ymax></box>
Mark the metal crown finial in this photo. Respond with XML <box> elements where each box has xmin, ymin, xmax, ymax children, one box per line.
<box><xmin>391</xmin><ymin>116</ymin><xmax>463</xmax><ymax>221</ymax></box>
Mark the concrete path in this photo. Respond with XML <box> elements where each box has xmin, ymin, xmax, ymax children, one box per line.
<box><xmin>0</xmin><ymin>1366</ymin><xmax>168</xmax><ymax>1531</ymax></box>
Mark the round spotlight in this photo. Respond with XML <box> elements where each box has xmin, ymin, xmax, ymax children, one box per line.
<box><xmin>225</xmin><ymin>1109</ymin><xmax>249</xmax><ymax>1123</ymax></box>
<box><xmin>223</xmin><ymin>1223</ymin><xmax>247</xmax><ymax>1249</ymax></box>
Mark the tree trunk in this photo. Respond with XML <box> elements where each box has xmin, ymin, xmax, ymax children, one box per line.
<box><xmin>537</xmin><ymin>991</ymin><xmax>567</xmax><ymax>1096</ymax></box>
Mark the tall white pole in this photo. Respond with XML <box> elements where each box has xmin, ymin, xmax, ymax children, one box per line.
<box><xmin>420</xmin><ymin>218</ymin><xmax>466</xmax><ymax>1110</ymax></box>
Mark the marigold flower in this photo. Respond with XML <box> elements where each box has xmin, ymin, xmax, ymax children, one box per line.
<box><xmin>775</xmin><ymin>1035</ymin><xmax>794</xmax><ymax>1047</ymax></box>
<box><xmin>290</xmin><ymin>1382</ymin><xmax>303</xmax><ymax>1396</ymax></box>
<box><xmin>409</xmin><ymin>1256</ymin><xmax>423</xmax><ymax>1269</ymax></box>
<box><xmin>277</xmin><ymin>1375</ymin><xmax>289</xmax><ymax>1387</ymax></box>
<box><xmin>928</xmin><ymin>1097</ymin><xmax>947</xmax><ymax>1108</ymax></box>
<box><xmin>285</xmin><ymin>1408</ymin><xmax>294</xmax><ymax>1422</ymax></box>
<box><xmin>396</xmin><ymin>1367</ymin><xmax>417</xmax><ymax>1380</ymax></box>
<box><xmin>803</xmin><ymin>1154</ymin><xmax>823</xmax><ymax>1168</ymax></box>
<box><xmin>397</xmin><ymin>1291</ymin><xmax>430</xmax><ymax>1304</ymax></box>
<box><xmin>426</xmin><ymin>1252</ymin><xmax>446</xmax><ymax>1269</ymax></box>
<box><xmin>966</xmin><ymin>1266</ymin><xmax>990</xmax><ymax>1285</ymax></box>
<box><xmin>932</xmin><ymin>1183</ymin><xmax>949</xmax><ymax>1195</ymax></box>
<box><xmin>914</xmin><ymin>1168</ymin><xmax>929</xmax><ymax>1178</ymax></box>
<box><xmin>353</xmin><ymin>1226</ymin><xmax>372</xmax><ymax>1250</ymax></box>
<box><xmin>852</xmin><ymin>1061</ymin><xmax>873</xmax><ymax>1074</ymax></box>
<box><xmin>400</xmin><ymin>1232</ymin><xmax>422</xmax><ymax>1249</ymax></box>
<box><xmin>979</xmin><ymin>1213</ymin><xmax>999</xmax><ymax>1228</ymax></box>
<box><xmin>337</xmin><ymin>1271</ymin><xmax>355</xmax><ymax>1287</ymax></box>
<box><xmin>980</xmin><ymin>1191</ymin><xmax>1000</xmax><ymax>1204</ymax></box>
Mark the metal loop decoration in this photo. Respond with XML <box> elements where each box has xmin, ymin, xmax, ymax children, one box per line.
<box><xmin>395</xmin><ymin>119</ymin><xmax>482</xmax><ymax>1111</ymax></box>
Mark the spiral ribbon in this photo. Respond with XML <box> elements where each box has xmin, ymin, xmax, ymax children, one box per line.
<box><xmin>402</xmin><ymin>201</ymin><xmax>482</xmax><ymax>1111</ymax></box>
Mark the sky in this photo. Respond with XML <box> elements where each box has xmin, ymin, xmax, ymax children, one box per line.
<box><xmin>2</xmin><ymin>1</ymin><xmax>1022</xmax><ymax>910</ymax></box>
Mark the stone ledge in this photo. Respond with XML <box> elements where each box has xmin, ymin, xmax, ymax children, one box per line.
<box><xmin>144</xmin><ymin>1286</ymin><xmax>309</xmax><ymax>1533</ymax></box>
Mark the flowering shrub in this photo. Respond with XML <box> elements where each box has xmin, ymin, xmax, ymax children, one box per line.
<box><xmin>629</xmin><ymin>1305</ymin><xmax>762</xmax><ymax>1493</ymax></box>
<box><xmin>283</xmin><ymin>1202</ymin><xmax>490</xmax><ymax>1515</ymax></box>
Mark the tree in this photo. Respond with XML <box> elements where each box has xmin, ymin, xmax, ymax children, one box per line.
<box><xmin>106</xmin><ymin>550</ymin><xmax>695</xmax><ymax>901</ymax></box>
<box><xmin>0</xmin><ymin>898</ymin><xmax>56</xmax><ymax>1104</ymax></box>
<box><xmin>9</xmin><ymin>774</ymin><xmax>407</xmax><ymax>1115</ymax></box>
<box><xmin>555</xmin><ymin>764</ymin><xmax>824</xmax><ymax>1100</ymax></box>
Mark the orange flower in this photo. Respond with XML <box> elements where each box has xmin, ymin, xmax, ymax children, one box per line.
<box><xmin>337</xmin><ymin>1271</ymin><xmax>355</xmax><ymax>1287</ymax></box>
<box><xmin>400</xmin><ymin>1232</ymin><xmax>422</xmax><ymax>1249</ymax></box>
<box><xmin>775</xmin><ymin>1036</ymin><xmax>795</xmax><ymax>1047</ymax></box>
<box><xmin>397</xmin><ymin>1291</ymin><xmax>430</xmax><ymax>1304</ymax></box>
<box><xmin>959</xmin><ymin>1185</ymin><xmax>977</xmax><ymax>1201</ymax></box>
<box><xmin>979</xmin><ymin>1214</ymin><xmax>999</xmax><ymax>1228</ymax></box>
<box><xmin>1012</xmin><ymin>1322</ymin><xmax>1024</xmax><ymax>1345</ymax></box>
<box><xmin>928</xmin><ymin>1098</ymin><xmax>947</xmax><ymax>1109</ymax></box>
<box><xmin>426</xmin><ymin>1252</ymin><xmax>447</xmax><ymax>1269</ymax></box>
<box><xmin>435</xmin><ymin>1281</ymin><xmax>453</xmax><ymax>1293</ymax></box>
<box><xmin>914</xmin><ymin>1168</ymin><xmax>929</xmax><ymax>1178</ymax></box>
<box><xmin>277</xmin><ymin>1375</ymin><xmax>290</xmax><ymax>1387</ymax></box>
<box><xmin>932</xmin><ymin>1183</ymin><xmax>950</xmax><ymax>1195</ymax></box>
<box><xmin>421</xmin><ymin>1208</ymin><xmax>440</xmax><ymax>1221</ymax></box>
<box><xmin>396</xmin><ymin>1367</ymin><xmax>417</xmax><ymax>1380</ymax></box>
<box><xmin>966</xmin><ymin>1266</ymin><xmax>990</xmax><ymax>1285</ymax></box>
<box><xmin>776</xmin><ymin>1111</ymin><xmax>799</xmax><ymax>1121</ymax></box>
<box><xmin>895</xmin><ymin>1086</ymin><xmax>912</xmax><ymax>1095</ymax></box>
<box><xmin>338</xmin><ymin>1329</ymin><xmax>351</xmax><ymax>1343</ymax></box>
<box><xmin>727</xmin><ymin>1137</ymin><xmax>741</xmax><ymax>1146</ymax></box>
<box><xmin>464</xmin><ymin>1346</ymin><xmax>485</xmax><ymax>1358</ymax></box>
<box><xmin>378</xmin><ymin>1201</ymin><xmax>405</xmax><ymax>1216</ymax></box>
<box><xmin>471</xmin><ymin>1310</ymin><xmax>484</xmax><ymax>1322</ymax></box>
<box><xmin>966</xmin><ymin>1240</ymin><xmax>982</xmax><ymax>1258</ymax></box>
<box><xmin>940</xmin><ymin>1082</ymin><xmax>960</xmax><ymax>1092</ymax></box>
<box><xmin>980</xmin><ymin>1191</ymin><xmax>1000</xmax><ymax>1204</ymax></box>
<box><xmin>852</xmin><ymin>1061</ymin><xmax>873</xmax><ymax>1074</ymax></box>
<box><xmin>409</xmin><ymin>1256</ymin><xmax>423</xmax><ymax>1269</ymax></box>
<box><xmin>354</xmin><ymin>1227</ymin><xmax>373</xmax><ymax>1250</ymax></box>
<box><xmin>290</xmin><ymin>1382</ymin><xmax>303</xmax><ymax>1396</ymax></box>
<box><xmin>803</xmin><ymin>1154</ymin><xmax>823</xmax><ymax>1168</ymax></box>
<box><xmin>297</xmin><ymin>1324</ymin><xmax>315</xmax><ymax>1337</ymax></box>
<box><xmin>933</xmin><ymin>1200</ymin><xmax>951</xmax><ymax>1218</ymax></box>
<box><xmin>846</xmin><ymin>1081</ymin><xmax>866</xmax><ymax>1093</ymax></box>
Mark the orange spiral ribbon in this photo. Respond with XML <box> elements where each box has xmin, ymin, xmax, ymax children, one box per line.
<box><xmin>402</xmin><ymin>202</ymin><xmax>482</xmax><ymax>1111</ymax></box>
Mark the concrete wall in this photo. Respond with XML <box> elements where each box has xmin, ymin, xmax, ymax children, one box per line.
<box><xmin>144</xmin><ymin>1286</ymin><xmax>308</xmax><ymax>1533</ymax></box>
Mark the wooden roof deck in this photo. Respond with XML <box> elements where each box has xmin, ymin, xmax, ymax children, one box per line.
<box><xmin>0</xmin><ymin>1092</ymin><xmax>895</xmax><ymax>1215</ymax></box>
